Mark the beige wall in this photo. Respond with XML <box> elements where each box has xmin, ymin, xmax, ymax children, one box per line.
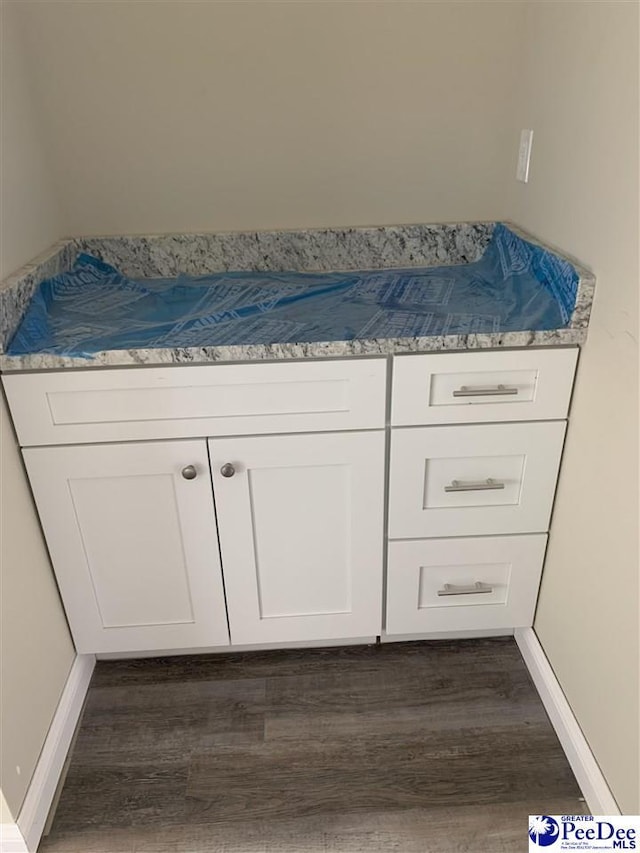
<box><xmin>0</xmin><ymin>2</ymin><xmax>75</xmax><ymax>820</ymax></box>
<box><xmin>510</xmin><ymin>1</ymin><xmax>639</xmax><ymax>813</ymax></box>
<box><xmin>1</xmin><ymin>790</ymin><xmax>13</xmax><ymax>824</ymax></box>
<box><xmin>16</xmin><ymin>0</ymin><xmax>523</xmax><ymax>236</ymax></box>
<box><xmin>0</xmin><ymin>3</ymin><xmax>61</xmax><ymax>273</ymax></box>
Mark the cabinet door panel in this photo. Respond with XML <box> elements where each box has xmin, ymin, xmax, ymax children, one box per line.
<box><xmin>210</xmin><ymin>431</ymin><xmax>384</xmax><ymax>645</ymax></box>
<box><xmin>245</xmin><ymin>463</ymin><xmax>351</xmax><ymax>618</ymax></box>
<box><xmin>68</xmin><ymin>472</ymin><xmax>195</xmax><ymax>627</ymax></box>
<box><xmin>23</xmin><ymin>441</ymin><xmax>229</xmax><ymax>654</ymax></box>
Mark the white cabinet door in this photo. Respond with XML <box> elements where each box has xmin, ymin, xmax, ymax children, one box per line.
<box><xmin>389</xmin><ymin>421</ymin><xmax>566</xmax><ymax>538</ymax></box>
<box><xmin>23</xmin><ymin>441</ymin><xmax>230</xmax><ymax>654</ymax></box>
<box><xmin>210</xmin><ymin>431</ymin><xmax>385</xmax><ymax>645</ymax></box>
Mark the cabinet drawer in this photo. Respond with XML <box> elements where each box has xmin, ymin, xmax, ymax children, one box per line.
<box><xmin>388</xmin><ymin>421</ymin><xmax>566</xmax><ymax>538</ymax></box>
<box><xmin>391</xmin><ymin>348</ymin><xmax>577</xmax><ymax>425</ymax></box>
<box><xmin>386</xmin><ymin>535</ymin><xmax>546</xmax><ymax>634</ymax></box>
<box><xmin>3</xmin><ymin>359</ymin><xmax>387</xmax><ymax>446</ymax></box>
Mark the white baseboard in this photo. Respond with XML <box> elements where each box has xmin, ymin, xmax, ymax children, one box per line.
<box><xmin>15</xmin><ymin>654</ymin><xmax>95</xmax><ymax>853</ymax></box>
<box><xmin>0</xmin><ymin>824</ymin><xmax>28</xmax><ymax>853</ymax></box>
<box><xmin>515</xmin><ymin>627</ymin><xmax>620</xmax><ymax>816</ymax></box>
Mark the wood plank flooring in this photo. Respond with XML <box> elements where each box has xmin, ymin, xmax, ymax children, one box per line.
<box><xmin>39</xmin><ymin>638</ymin><xmax>586</xmax><ymax>852</ymax></box>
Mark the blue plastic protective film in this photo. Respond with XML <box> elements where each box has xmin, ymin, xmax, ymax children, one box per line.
<box><xmin>7</xmin><ymin>224</ymin><xmax>578</xmax><ymax>357</ymax></box>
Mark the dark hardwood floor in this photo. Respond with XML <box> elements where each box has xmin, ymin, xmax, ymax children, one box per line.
<box><xmin>39</xmin><ymin>638</ymin><xmax>586</xmax><ymax>852</ymax></box>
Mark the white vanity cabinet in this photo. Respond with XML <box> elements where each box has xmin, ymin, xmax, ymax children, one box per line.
<box><xmin>3</xmin><ymin>347</ymin><xmax>578</xmax><ymax>655</ymax></box>
<box><xmin>22</xmin><ymin>440</ymin><xmax>230</xmax><ymax>654</ymax></box>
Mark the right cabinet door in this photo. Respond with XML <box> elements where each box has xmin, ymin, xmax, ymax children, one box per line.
<box><xmin>388</xmin><ymin>421</ymin><xmax>566</xmax><ymax>539</ymax></box>
<box><xmin>209</xmin><ymin>431</ymin><xmax>385</xmax><ymax>645</ymax></box>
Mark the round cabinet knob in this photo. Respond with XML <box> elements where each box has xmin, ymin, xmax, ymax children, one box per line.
<box><xmin>220</xmin><ymin>463</ymin><xmax>236</xmax><ymax>478</ymax></box>
<box><xmin>181</xmin><ymin>465</ymin><xmax>198</xmax><ymax>480</ymax></box>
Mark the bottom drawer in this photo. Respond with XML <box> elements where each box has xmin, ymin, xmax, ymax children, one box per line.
<box><xmin>386</xmin><ymin>534</ymin><xmax>547</xmax><ymax>634</ymax></box>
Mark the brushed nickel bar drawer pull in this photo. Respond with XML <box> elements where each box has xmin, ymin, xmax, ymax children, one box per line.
<box><xmin>444</xmin><ymin>478</ymin><xmax>505</xmax><ymax>492</ymax></box>
<box><xmin>437</xmin><ymin>582</ymin><xmax>493</xmax><ymax>597</ymax></box>
<box><xmin>452</xmin><ymin>384</ymin><xmax>518</xmax><ymax>397</ymax></box>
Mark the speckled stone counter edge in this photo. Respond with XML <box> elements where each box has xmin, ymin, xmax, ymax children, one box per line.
<box><xmin>72</xmin><ymin>221</ymin><xmax>495</xmax><ymax>279</ymax></box>
<box><xmin>0</xmin><ymin>240</ymin><xmax>76</xmax><ymax>359</ymax></box>
<box><xmin>0</xmin><ymin>220</ymin><xmax>595</xmax><ymax>371</ymax></box>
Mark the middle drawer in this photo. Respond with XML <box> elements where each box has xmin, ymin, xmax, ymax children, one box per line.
<box><xmin>388</xmin><ymin>421</ymin><xmax>566</xmax><ymax>538</ymax></box>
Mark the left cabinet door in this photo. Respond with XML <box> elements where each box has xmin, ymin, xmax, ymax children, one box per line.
<box><xmin>23</xmin><ymin>440</ymin><xmax>230</xmax><ymax>654</ymax></box>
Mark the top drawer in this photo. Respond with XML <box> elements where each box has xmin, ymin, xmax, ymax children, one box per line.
<box><xmin>391</xmin><ymin>348</ymin><xmax>577</xmax><ymax>426</ymax></box>
<box><xmin>3</xmin><ymin>359</ymin><xmax>387</xmax><ymax>446</ymax></box>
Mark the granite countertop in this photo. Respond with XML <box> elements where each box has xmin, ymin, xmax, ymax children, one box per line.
<box><xmin>0</xmin><ymin>221</ymin><xmax>595</xmax><ymax>372</ymax></box>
